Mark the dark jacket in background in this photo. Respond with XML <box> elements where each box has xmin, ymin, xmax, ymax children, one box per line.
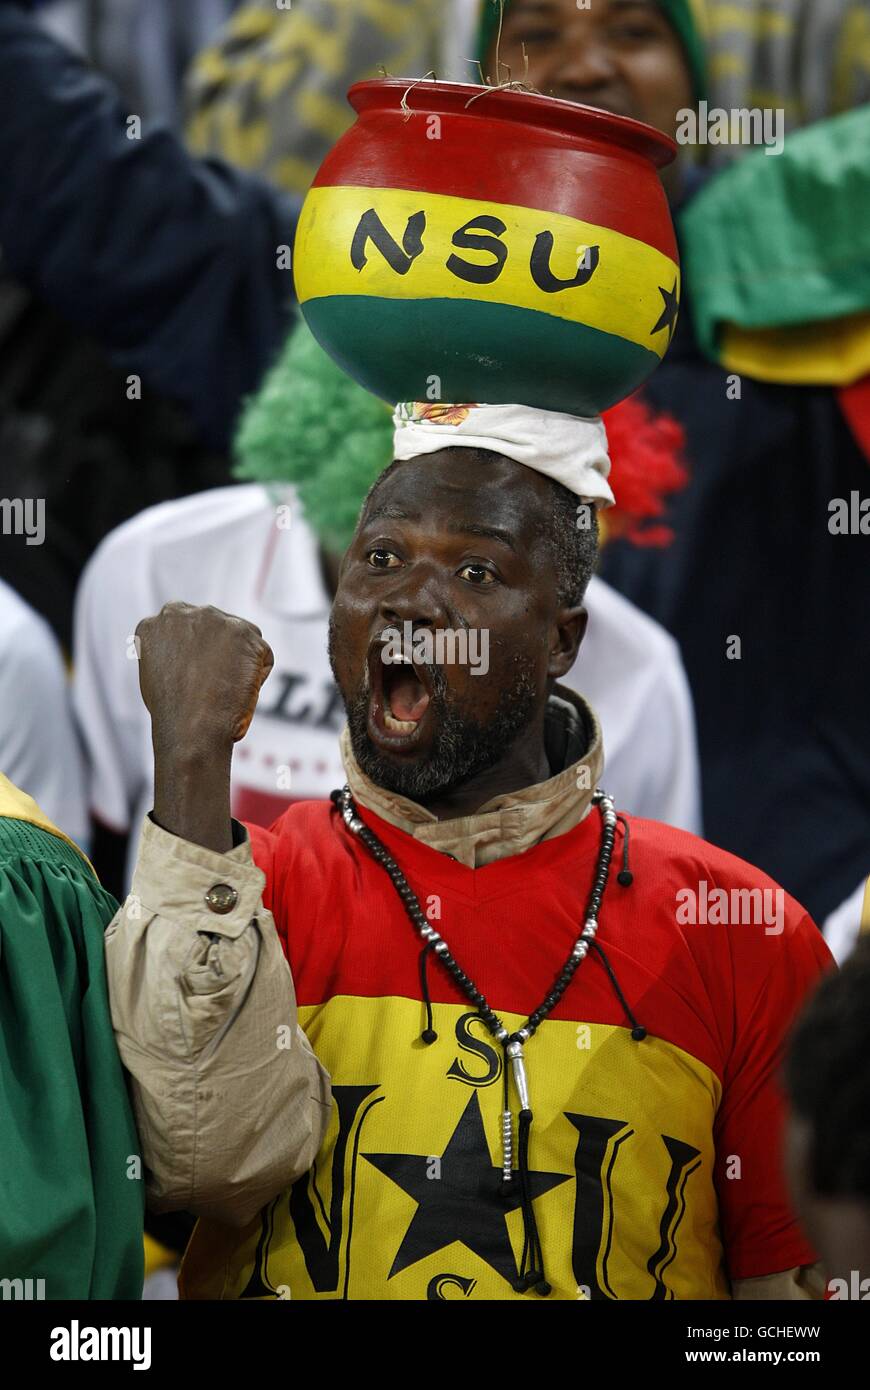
<box><xmin>602</xmin><ymin>269</ymin><xmax>870</xmax><ymax>923</ymax></box>
<box><xmin>0</xmin><ymin>2</ymin><xmax>299</xmax><ymax>643</ymax></box>
<box><xmin>0</xmin><ymin>2</ymin><xmax>298</xmax><ymax>454</ymax></box>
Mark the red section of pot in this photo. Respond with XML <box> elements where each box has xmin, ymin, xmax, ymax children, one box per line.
<box><xmin>312</xmin><ymin>79</ymin><xmax>678</xmax><ymax>261</ymax></box>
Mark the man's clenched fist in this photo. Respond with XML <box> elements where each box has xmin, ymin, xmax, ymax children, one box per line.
<box><xmin>136</xmin><ymin>602</ymin><xmax>274</xmax><ymax>755</ymax></box>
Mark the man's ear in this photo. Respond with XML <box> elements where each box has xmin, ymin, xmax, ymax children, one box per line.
<box><xmin>548</xmin><ymin>605</ymin><xmax>588</xmax><ymax>680</ymax></box>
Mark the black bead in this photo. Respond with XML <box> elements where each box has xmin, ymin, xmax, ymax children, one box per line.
<box><xmin>351</xmin><ymin>791</ymin><xmax>621</xmax><ymax>1078</ymax></box>
<box><xmin>421</xmin><ymin>1028</ymin><xmax>438</xmax><ymax>1045</ymax></box>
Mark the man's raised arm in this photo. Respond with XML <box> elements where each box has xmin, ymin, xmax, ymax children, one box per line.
<box><xmin>105</xmin><ymin>603</ymin><xmax>331</xmax><ymax>1228</ymax></box>
<box><xmin>0</xmin><ymin>2</ymin><xmax>297</xmax><ymax>451</ymax></box>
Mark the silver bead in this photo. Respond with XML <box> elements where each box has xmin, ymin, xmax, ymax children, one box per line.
<box><xmin>506</xmin><ymin>1038</ymin><xmax>531</xmax><ymax>1110</ymax></box>
<box><xmin>572</xmin><ymin>942</ymin><xmax>588</xmax><ymax>960</ymax></box>
<box><xmin>494</xmin><ymin>1026</ymin><xmax>509</xmax><ymax>1042</ymax></box>
<box><xmin>501</xmin><ymin>1110</ymin><xmax>513</xmax><ymax>1182</ymax></box>
<box><xmin>420</xmin><ymin>925</ymin><xmax>436</xmax><ymax>941</ymax></box>
<box><xmin>517</xmin><ymin>1026</ymin><xmax>530</xmax><ymax>1043</ymax></box>
<box><xmin>434</xmin><ymin>940</ymin><xmax>449</xmax><ymax>955</ymax></box>
<box><xmin>349</xmin><ymin>818</ymin><xmax>364</xmax><ymax>834</ymax></box>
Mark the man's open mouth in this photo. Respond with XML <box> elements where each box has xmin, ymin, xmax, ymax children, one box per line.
<box><xmin>367</xmin><ymin>640</ymin><xmax>434</xmax><ymax>750</ymax></box>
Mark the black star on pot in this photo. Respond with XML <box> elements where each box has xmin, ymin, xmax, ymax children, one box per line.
<box><xmin>363</xmin><ymin>1091</ymin><xmax>570</xmax><ymax>1286</ymax></box>
<box><xmin>651</xmin><ymin>279</ymin><xmax>680</xmax><ymax>344</ymax></box>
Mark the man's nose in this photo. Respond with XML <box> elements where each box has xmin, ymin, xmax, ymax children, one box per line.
<box><xmin>379</xmin><ymin>574</ymin><xmax>448</xmax><ymax>631</ymax></box>
<box><xmin>539</xmin><ymin>32</ymin><xmax>621</xmax><ymax>94</ymax></box>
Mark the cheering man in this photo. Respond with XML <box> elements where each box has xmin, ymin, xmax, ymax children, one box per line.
<box><xmin>107</xmin><ymin>403</ymin><xmax>831</xmax><ymax>1300</ymax></box>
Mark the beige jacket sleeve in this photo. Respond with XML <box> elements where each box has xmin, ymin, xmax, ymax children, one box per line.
<box><xmin>104</xmin><ymin>816</ymin><xmax>332</xmax><ymax>1229</ymax></box>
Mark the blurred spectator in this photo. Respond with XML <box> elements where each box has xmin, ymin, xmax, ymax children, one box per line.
<box><xmin>473</xmin><ymin>1</ymin><xmax>870</xmax><ymax>164</ymax></box>
<box><xmin>0</xmin><ymin>269</ymin><xmax>229</xmax><ymax>646</ymax></box>
<box><xmin>0</xmin><ymin>3</ymin><xmax>296</xmax><ymax>455</ymax></box>
<box><xmin>187</xmin><ymin>0</ymin><xmax>870</xmax><ymax>188</ymax></box>
<box><xmin>185</xmin><ymin>0</ymin><xmax>443</xmax><ymax>192</ymax></box>
<box><xmin>0</xmin><ymin>577</ymin><xmax>89</xmax><ymax>847</ymax></box>
<box><xmin>785</xmin><ymin>936</ymin><xmax>870</xmax><ymax>1291</ymax></box>
<box><xmin>39</xmin><ymin>0</ymin><xmax>244</xmax><ymax>129</ymax></box>
<box><xmin>702</xmin><ymin>0</ymin><xmax>870</xmax><ymax>158</ymax></box>
<box><xmin>0</xmin><ymin>768</ymin><xmax>143</xmax><ymax>1298</ymax></box>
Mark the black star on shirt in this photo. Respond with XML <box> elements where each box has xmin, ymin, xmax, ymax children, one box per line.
<box><xmin>651</xmin><ymin>280</ymin><xmax>680</xmax><ymax>344</ymax></box>
<box><xmin>363</xmin><ymin>1091</ymin><xmax>570</xmax><ymax>1286</ymax></box>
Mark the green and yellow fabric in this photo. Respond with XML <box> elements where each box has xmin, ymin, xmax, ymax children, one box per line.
<box><xmin>680</xmin><ymin>105</ymin><xmax>870</xmax><ymax>386</ymax></box>
<box><xmin>0</xmin><ymin>774</ymin><xmax>144</xmax><ymax>1299</ymax></box>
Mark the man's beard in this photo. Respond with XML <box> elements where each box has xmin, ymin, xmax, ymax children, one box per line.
<box><xmin>328</xmin><ymin>625</ymin><xmax>540</xmax><ymax>803</ymax></box>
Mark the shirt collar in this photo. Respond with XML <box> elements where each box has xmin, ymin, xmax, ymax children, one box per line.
<box><xmin>340</xmin><ymin>687</ymin><xmax>605</xmax><ymax>868</ymax></box>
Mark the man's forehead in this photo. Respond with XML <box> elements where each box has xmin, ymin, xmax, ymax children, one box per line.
<box><xmin>364</xmin><ymin>450</ymin><xmax>552</xmax><ymax>539</ymax></box>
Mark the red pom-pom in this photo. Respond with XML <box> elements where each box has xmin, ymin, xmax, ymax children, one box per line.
<box><xmin>602</xmin><ymin>393</ymin><xmax>689</xmax><ymax>547</ymax></box>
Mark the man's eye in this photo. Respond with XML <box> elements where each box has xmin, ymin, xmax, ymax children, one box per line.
<box><xmin>610</xmin><ymin>22</ymin><xmax>660</xmax><ymax>42</ymax></box>
<box><xmin>457</xmin><ymin>564</ymin><xmax>496</xmax><ymax>585</ymax></box>
<box><xmin>367</xmin><ymin>549</ymin><xmax>402</xmax><ymax>569</ymax></box>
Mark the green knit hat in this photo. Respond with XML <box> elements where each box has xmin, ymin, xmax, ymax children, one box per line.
<box><xmin>477</xmin><ymin>0</ymin><xmax>708</xmax><ymax>103</ymax></box>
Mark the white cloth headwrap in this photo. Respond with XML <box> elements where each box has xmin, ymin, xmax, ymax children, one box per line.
<box><xmin>392</xmin><ymin>402</ymin><xmax>614</xmax><ymax>508</ymax></box>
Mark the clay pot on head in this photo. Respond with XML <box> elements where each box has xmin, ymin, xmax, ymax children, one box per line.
<box><xmin>294</xmin><ymin>79</ymin><xmax>680</xmax><ymax>416</ymax></box>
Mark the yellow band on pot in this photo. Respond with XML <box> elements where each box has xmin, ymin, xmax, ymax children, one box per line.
<box><xmin>294</xmin><ymin>184</ymin><xmax>680</xmax><ymax>357</ymax></box>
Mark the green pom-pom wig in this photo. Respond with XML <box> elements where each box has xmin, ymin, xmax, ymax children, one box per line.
<box><xmin>233</xmin><ymin>318</ymin><xmax>394</xmax><ymax>554</ymax></box>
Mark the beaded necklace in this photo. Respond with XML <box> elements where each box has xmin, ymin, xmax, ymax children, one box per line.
<box><xmin>331</xmin><ymin>784</ymin><xmax>645</xmax><ymax>1296</ymax></box>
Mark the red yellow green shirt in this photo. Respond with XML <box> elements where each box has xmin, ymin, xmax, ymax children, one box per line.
<box><xmin>180</xmin><ymin>801</ymin><xmax>831</xmax><ymax>1301</ymax></box>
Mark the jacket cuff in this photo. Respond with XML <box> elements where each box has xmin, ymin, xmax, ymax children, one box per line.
<box><xmin>128</xmin><ymin>814</ymin><xmax>267</xmax><ymax>940</ymax></box>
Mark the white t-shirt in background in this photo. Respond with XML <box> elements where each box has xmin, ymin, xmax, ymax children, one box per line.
<box><xmin>822</xmin><ymin>877</ymin><xmax>870</xmax><ymax>964</ymax></box>
<box><xmin>73</xmin><ymin>485</ymin><xmax>701</xmax><ymax>887</ymax></box>
<box><xmin>0</xmin><ymin>578</ymin><xmax>89</xmax><ymax>848</ymax></box>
